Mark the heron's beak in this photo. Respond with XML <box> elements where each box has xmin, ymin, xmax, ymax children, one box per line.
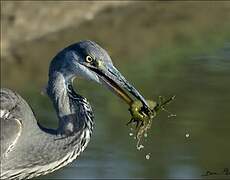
<box><xmin>87</xmin><ymin>63</ymin><xmax>151</xmax><ymax>112</ymax></box>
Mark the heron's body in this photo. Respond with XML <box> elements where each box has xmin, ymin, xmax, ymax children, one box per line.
<box><xmin>0</xmin><ymin>40</ymin><xmax>150</xmax><ymax>179</ymax></box>
<box><xmin>0</xmin><ymin>87</ymin><xmax>93</xmax><ymax>179</ymax></box>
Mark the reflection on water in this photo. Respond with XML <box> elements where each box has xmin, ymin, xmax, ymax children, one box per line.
<box><xmin>36</xmin><ymin>44</ymin><xmax>230</xmax><ymax>179</ymax></box>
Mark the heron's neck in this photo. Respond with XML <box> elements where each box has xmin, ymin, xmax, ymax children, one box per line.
<box><xmin>46</xmin><ymin>72</ymin><xmax>93</xmax><ymax>136</ymax></box>
<box><xmin>47</xmin><ymin>72</ymin><xmax>70</xmax><ymax>117</ymax></box>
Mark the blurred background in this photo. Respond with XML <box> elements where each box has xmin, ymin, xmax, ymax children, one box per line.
<box><xmin>1</xmin><ymin>1</ymin><xmax>230</xmax><ymax>179</ymax></box>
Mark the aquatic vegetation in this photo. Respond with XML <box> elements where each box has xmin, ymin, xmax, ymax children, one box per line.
<box><xmin>127</xmin><ymin>95</ymin><xmax>176</xmax><ymax>150</ymax></box>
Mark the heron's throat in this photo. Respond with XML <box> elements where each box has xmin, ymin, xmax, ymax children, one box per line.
<box><xmin>46</xmin><ymin>72</ymin><xmax>74</xmax><ymax>133</ymax></box>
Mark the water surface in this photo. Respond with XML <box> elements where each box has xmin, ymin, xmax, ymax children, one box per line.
<box><xmin>2</xmin><ymin>2</ymin><xmax>230</xmax><ymax>179</ymax></box>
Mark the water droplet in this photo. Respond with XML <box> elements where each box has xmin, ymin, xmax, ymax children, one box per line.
<box><xmin>146</xmin><ymin>153</ymin><xmax>151</xmax><ymax>160</ymax></box>
<box><xmin>168</xmin><ymin>114</ymin><xmax>176</xmax><ymax>118</ymax></box>
<box><xmin>137</xmin><ymin>144</ymin><xmax>144</xmax><ymax>150</ymax></box>
<box><xmin>144</xmin><ymin>133</ymin><xmax>148</xmax><ymax>138</ymax></box>
<box><xmin>185</xmin><ymin>133</ymin><xmax>190</xmax><ymax>138</ymax></box>
<box><xmin>129</xmin><ymin>132</ymin><xmax>133</xmax><ymax>136</ymax></box>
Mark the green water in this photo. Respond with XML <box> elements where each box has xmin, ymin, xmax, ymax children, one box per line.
<box><xmin>2</xmin><ymin>2</ymin><xmax>230</xmax><ymax>179</ymax></box>
<box><xmin>31</xmin><ymin>42</ymin><xmax>229</xmax><ymax>179</ymax></box>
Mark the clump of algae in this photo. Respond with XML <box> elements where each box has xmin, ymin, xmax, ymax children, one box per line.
<box><xmin>127</xmin><ymin>96</ymin><xmax>176</xmax><ymax>150</ymax></box>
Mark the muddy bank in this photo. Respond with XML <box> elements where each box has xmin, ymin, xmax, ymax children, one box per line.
<box><xmin>1</xmin><ymin>1</ymin><xmax>230</xmax><ymax>90</ymax></box>
<box><xmin>1</xmin><ymin>1</ymin><xmax>129</xmax><ymax>58</ymax></box>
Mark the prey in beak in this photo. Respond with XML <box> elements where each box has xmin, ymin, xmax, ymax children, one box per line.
<box><xmin>89</xmin><ymin>60</ymin><xmax>176</xmax><ymax>147</ymax></box>
<box><xmin>84</xmin><ymin>58</ymin><xmax>153</xmax><ymax>117</ymax></box>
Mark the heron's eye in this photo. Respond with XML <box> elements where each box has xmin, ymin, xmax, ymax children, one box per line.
<box><xmin>86</xmin><ymin>55</ymin><xmax>93</xmax><ymax>63</ymax></box>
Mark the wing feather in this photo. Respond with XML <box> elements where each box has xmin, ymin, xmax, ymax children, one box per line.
<box><xmin>0</xmin><ymin>88</ymin><xmax>22</xmax><ymax>157</ymax></box>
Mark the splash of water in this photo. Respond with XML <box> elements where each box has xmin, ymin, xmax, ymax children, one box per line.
<box><xmin>127</xmin><ymin>95</ymin><xmax>176</xmax><ymax>159</ymax></box>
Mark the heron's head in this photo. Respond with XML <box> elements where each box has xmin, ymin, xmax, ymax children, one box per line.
<box><xmin>50</xmin><ymin>40</ymin><xmax>150</xmax><ymax>111</ymax></box>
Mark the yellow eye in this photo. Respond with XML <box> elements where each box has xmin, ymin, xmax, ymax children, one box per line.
<box><xmin>86</xmin><ymin>55</ymin><xmax>93</xmax><ymax>63</ymax></box>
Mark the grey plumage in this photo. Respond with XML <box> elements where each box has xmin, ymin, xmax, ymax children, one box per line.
<box><xmin>0</xmin><ymin>40</ymin><xmax>149</xmax><ymax>179</ymax></box>
<box><xmin>1</xmin><ymin>88</ymin><xmax>93</xmax><ymax>179</ymax></box>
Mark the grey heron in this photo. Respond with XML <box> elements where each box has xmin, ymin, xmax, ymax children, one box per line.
<box><xmin>0</xmin><ymin>40</ymin><xmax>151</xmax><ymax>179</ymax></box>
